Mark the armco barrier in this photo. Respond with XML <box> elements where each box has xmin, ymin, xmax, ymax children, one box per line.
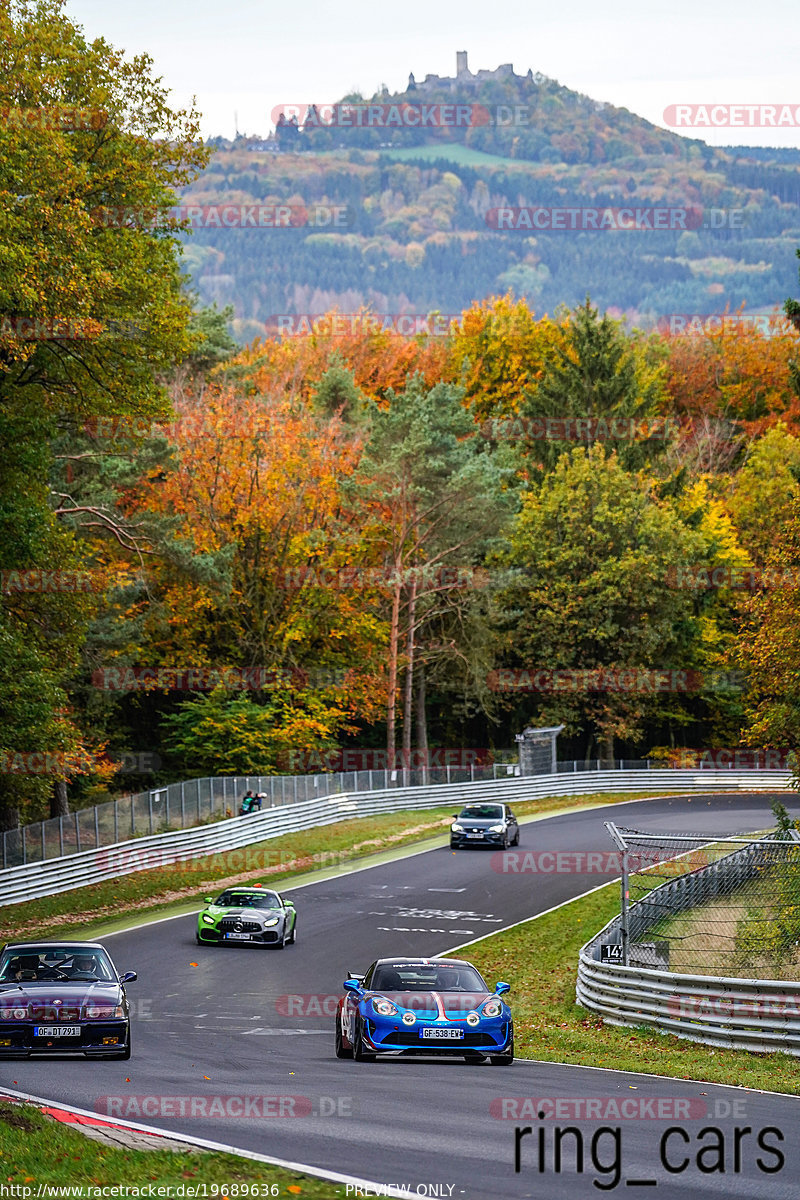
<box><xmin>576</xmin><ymin>825</ymin><xmax>800</xmax><ymax>1055</ymax></box>
<box><xmin>2</xmin><ymin>758</ymin><xmax>653</xmax><ymax>868</ymax></box>
<box><xmin>0</xmin><ymin>769</ymin><xmax>790</xmax><ymax>908</ymax></box>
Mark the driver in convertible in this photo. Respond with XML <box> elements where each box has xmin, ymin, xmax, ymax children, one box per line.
<box><xmin>69</xmin><ymin>953</ymin><xmax>99</xmax><ymax>980</ymax></box>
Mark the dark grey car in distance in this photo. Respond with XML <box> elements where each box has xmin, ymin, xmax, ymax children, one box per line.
<box><xmin>450</xmin><ymin>803</ymin><xmax>520</xmax><ymax>849</ymax></box>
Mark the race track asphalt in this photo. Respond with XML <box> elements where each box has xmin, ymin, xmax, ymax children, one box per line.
<box><xmin>5</xmin><ymin>792</ymin><xmax>800</xmax><ymax>1198</ymax></box>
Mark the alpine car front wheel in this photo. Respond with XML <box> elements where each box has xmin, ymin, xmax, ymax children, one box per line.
<box><xmin>335</xmin><ymin>1011</ymin><xmax>352</xmax><ymax>1059</ymax></box>
<box><xmin>352</xmin><ymin>1014</ymin><xmax>376</xmax><ymax>1062</ymax></box>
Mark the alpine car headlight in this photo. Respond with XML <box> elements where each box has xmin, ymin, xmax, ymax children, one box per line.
<box><xmin>402</xmin><ymin>1011</ymin><xmax>416</xmax><ymax>1025</ymax></box>
<box><xmin>373</xmin><ymin>998</ymin><xmax>398</xmax><ymax>1017</ymax></box>
<box><xmin>262</xmin><ymin>917</ymin><xmax>280</xmax><ymax>927</ymax></box>
<box><xmin>482</xmin><ymin>999</ymin><xmax>503</xmax><ymax>1017</ymax></box>
<box><xmin>451</xmin><ymin>823</ymin><xmax>464</xmax><ymax>833</ymax></box>
<box><xmin>85</xmin><ymin>1004</ymin><xmax>124</xmax><ymax>1019</ymax></box>
<box><xmin>201</xmin><ymin>914</ymin><xmax>216</xmax><ymax>925</ymax></box>
<box><xmin>466</xmin><ymin>1012</ymin><xmax>480</xmax><ymax>1027</ymax></box>
<box><xmin>489</xmin><ymin>824</ymin><xmax>505</xmax><ymax>833</ymax></box>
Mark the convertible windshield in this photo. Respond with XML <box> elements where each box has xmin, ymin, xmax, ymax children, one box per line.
<box><xmin>0</xmin><ymin>946</ymin><xmax>115</xmax><ymax>984</ymax></box>
<box><xmin>371</xmin><ymin>963</ymin><xmax>487</xmax><ymax>992</ymax></box>
<box><xmin>215</xmin><ymin>891</ymin><xmax>281</xmax><ymax>909</ymax></box>
<box><xmin>458</xmin><ymin>805</ymin><xmax>503</xmax><ymax>820</ymax></box>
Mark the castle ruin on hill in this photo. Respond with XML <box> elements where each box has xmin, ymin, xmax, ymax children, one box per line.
<box><xmin>408</xmin><ymin>51</ymin><xmax>536</xmax><ymax>93</ymax></box>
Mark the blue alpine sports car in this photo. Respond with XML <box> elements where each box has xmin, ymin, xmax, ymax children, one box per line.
<box><xmin>335</xmin><ymin>956</ymin><xmax>513</xmax><ymax>1064</ymax></box>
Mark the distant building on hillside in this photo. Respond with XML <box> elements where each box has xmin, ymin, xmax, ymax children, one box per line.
<box><xmin>411</xmin><ymin>51</ymin><xmax>534</xmax><ymax>93</ymax></box>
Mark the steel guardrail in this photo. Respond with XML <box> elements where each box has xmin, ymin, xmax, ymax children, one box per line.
<box><xmin>0</xmin><ymin>769</ymin><xmax>790</xmax><ymax>907</ymax></box>
<box><xmin>576</xmin><ymin>823</ymin><xmax>800</xmax><ymax>1055</ymax></box>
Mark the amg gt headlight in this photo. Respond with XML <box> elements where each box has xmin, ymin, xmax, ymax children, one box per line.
<box><xmin>373</xmin><ymin>998</ymin><xmax>398</xmax><ymax>1017</ymax></box>
<box><xmin>482</xmin><ymin>999</ymin><xmax>503</xmax><ymax>1017</ymax></box>
<box><xmin>489</xmin><ymin>824</ymin><xmax>505</xmax><ymax>833</ymax></box>
<box><xmin>402</xmin><ymin>1011</ymin><xmax>416</xmax><ymax>1025</ymax></box>
<box><xmin>262</xmin><ymin>917</ymin><xmax>280</xmax><ymax>927</ymax></box>
<box><xmin>85</xmin><ymin>1004</ymin><xmax>124</xmax><ymax>1019</ymax></box>
<box><xmin>201</xmin><ymin>914</ymin><xmax>216</xmax><ymax>925</ymax></box>
<box><xmin>466</xmin><ymin>1012</ymin><xmax>481</xmax><ymax>1027</ymax></box>
<box><xmin>451</xmin><ymin>823</ymin><xmax>464</xmax><ymax>833</ymax></box>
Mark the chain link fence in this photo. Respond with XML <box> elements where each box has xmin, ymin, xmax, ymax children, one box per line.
<box><xmin>603</xmin><ymin>822</ymin><xmax>800</xmax><ymax>979</ymax></box>
<box><xmin>1</xmin><ymin>757</ymin><xmax>657</xmax><ymax>869</ymax></box>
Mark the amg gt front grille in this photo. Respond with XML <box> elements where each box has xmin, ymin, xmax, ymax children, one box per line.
<box><xmin>219</xmin><ymin>919</ymin><xmax>262</xmax><ymax>932</ymax></box>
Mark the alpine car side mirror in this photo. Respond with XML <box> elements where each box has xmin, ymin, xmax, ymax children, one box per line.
<box><xmin>343</xmin><ymin>979</ymin><xmax>363</xmax><ymax>994</ymax></box>
<box><xmin>494</xmin><ymin>981</ymin><xmax>510</xmax><ymax>995</ymax></box>
<box><xmin>119</xmin><ymin>971</ymin><xmax>138</xmax><ymax>983</ymax></box>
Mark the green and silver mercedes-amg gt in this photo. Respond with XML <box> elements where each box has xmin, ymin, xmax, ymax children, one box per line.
<box><xmin>196</xmin><ymin>886</ymin><xmax>297</xmax><ymax>948</ymax></box>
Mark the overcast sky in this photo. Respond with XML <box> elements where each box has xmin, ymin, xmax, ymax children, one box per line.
<box><xmin>64</xmin><ymin>0</ymin><xmax>800</xmax><ymax>149</ymax></box>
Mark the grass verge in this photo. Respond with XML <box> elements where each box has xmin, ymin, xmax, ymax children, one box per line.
<box><xmin>464</xmin><ymin>880</ymin><xmax>800</xmax><ymax>1095</ymax></box>
<box><xmin>1</xmin><ymin>789</ymin><xmax>671</xmax><ymax>942</ymax></box>
<box><xmin>0</xmin><ymin>1099</ymin><xmax>343</xmax><ymax>1196</ymax></box>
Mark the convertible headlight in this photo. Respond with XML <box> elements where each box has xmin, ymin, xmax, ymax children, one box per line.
<box><xmin>201</xmin><ymin>914</ymin><xmax>216</xmax><ymax>925</ymax></box>
<box><xmin>373</xmin><ymin>998</ymin><xmax>398</xmax><ymax>1017</ymax></box>
<box><xmin>451</xmin><ymin>823</ymin><xmax>464</xmax><ymax>833</ymax></box>
<box><xmin>482</xmin><ymin>999</ymin><xmax>503</xmax><ymax>1017</ymax></box>
<box><xmin>262</xmin><ymin>917</ymin><xmax>280</xmax><ymax>927</ymax></box>
<box><xmin>466</xmin><ymin>1012</ymin><xmax>480</xmax><ymax>1027</ymax></box>
<box><xmin>489</xmin><ymin>824</ymin><xmax>505</xmax><ymax>833</ymax></box>
<box><xmin>85</xmin><ymin>1004</ymin><xmax>124</xmax><ymax>1019</ymax></box>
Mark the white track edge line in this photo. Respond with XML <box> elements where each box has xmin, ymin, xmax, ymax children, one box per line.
<box><xmin>0</xmin><ymin>1084</ymin><xmax>417</xmax><ymax>1199</ymax></box>
<box><xmin>95</xmin><ymin>790</ymin><xmax>706</xmax><ymax>938</ymax></box>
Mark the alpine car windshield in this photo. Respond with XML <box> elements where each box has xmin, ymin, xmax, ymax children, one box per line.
<box><xmin>0</xmin><ymin>946</ymin><xmax>116</xmax><ymax>984</ymax></box>
<box><xmin>371</xmin><ymin>963</ymin><xmax>488</xmax><ymax>992</ymax></box>
<box><xmin>215</xmin><ymin>890</ymin><xmax>281</xmax><ymax>909</ymax></box>
<box><xmin>458</xmin><ymin>805</ymin><xmax>504</xmax><ymax>820</ymax></box>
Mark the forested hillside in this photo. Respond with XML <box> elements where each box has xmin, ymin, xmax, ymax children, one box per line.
<box><xmin>5</xmin><ymin>8</ymin><xmax>800</xmax><ymax>832</ymax></box>
<box><xmin>177</xmin><ymin>66</ymin><xmax>800</xmax><ymax>337</ymax></box>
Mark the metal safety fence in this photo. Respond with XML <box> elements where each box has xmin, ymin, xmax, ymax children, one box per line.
<box><xmin>577</xmin><ymin>821</ymin><xmax>800</xmax><ymax>1055</ymax></box>
<box><xmin>0</xmin><ymin>767</ymin><xmax>790</xmax><ymax>907</ymax></box>
<box><xmin>0</xmin><ymin>757</ymin><xmax>653</xmax><ymax>869</ymax></box>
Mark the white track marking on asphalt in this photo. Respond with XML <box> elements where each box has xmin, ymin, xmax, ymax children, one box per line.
<box><xmin>428</xmin><ymin>887</ymin><xmax>466</xmax><ymax>892</ymax></box>
<box><xmin>0</xmin><ymin>1084</ymin><xmax>417</xmax><ymax>1200</ymax></box>
<box><xmin>242</xmin><ymin>1028</ymin><xmax>328</xmax><ymax>1035</ymax></box>
<box><xmin>437</xmin><ymin>880</ymin><xmax>614</xmax><ymax>956</ymax></box>
<box><xmin>96</xmin><ymin>792</ymin><xmax>710</xmax><ymax>939</ymax></box>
